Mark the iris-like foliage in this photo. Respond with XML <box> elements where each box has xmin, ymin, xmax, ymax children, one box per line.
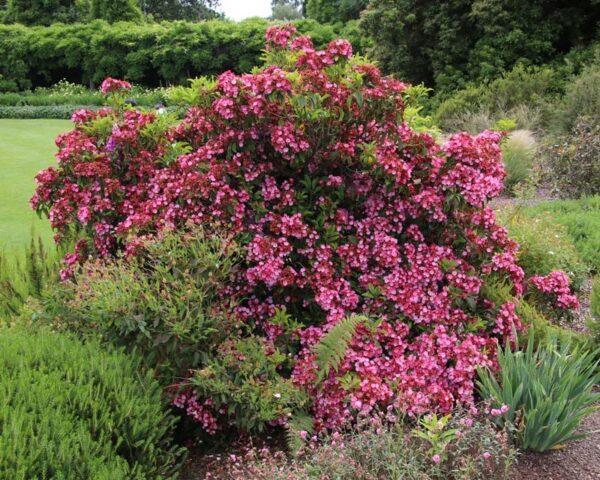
<box><xmin>478</xmin><ymin>334</ymin><xmax>599</xmax><ymax>452</ymax></box>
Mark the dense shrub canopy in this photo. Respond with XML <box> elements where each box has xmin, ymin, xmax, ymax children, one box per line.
<box><xmin>0</xmin><ymin>327</ymin><xmax>183</xmax><ymax>479</ymax></box>
<box><xmin>33</xmin><ymin>26</ymin><xmax>577</xmax><ymax>432</ymax></box>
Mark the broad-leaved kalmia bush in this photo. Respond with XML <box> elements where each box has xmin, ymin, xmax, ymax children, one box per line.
<box><xmin>32</xmin><ymin>25</ymin><xmax>578</xmax><ymax>433</ymax></box>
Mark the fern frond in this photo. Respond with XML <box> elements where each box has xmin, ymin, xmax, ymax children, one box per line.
<box><xmin>285</xmin><ymin>411</ymin><xmax>314</xmax><ymax>456</ymax></box>
<box><xmin>313</xmin><ymin>314</ymin><xmax>365</xmax><ymax>383</ymax></box>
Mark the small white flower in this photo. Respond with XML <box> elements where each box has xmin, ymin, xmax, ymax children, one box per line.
<box><xmin>274</xmin><ymin>392</ymin><xmax>281</xmax><ymax>399</ymax></box>
<box><xmin>548</xmin><ymin>251</ymin><xmax>555</xmax><ymax>255</ymax></box>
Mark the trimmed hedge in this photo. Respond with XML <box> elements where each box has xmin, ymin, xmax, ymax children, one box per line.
<box><xmin>0</xmin><ymin>327</ymin><xmax>184</xmax><ymax>479</ymax></box>
<box><xmin>0</xmin><ymin>105</ymin><xmax>101</xmax><ymax>119</ymax></box>
<box><xmin>0</xmin><ymin>18</ymin><xmax>367</xmax><ymax>92</ymax></box>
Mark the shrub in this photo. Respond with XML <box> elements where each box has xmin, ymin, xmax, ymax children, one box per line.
<box><xmin>0</xmin><ymin>235</ymin><xmax>62</xmax><ymax>317</ymax></box>
<box><xmin>41</xmin><ymin>229</ymin><xmax>239</xmax><ymax>382</ymax></box>
<box><xmin>500</xmin><ymin>130</ymin><xmax>537</xmax><ymax>193</ymax></box>
<box><xmin>0</xmin><ymin>326</ymin><xmax>184</xmax><ymax>479</ymax></box>
<box><xmin>522</xmin><ymin>196</ymin><xmax>600</xmax><ymax>273</ymax></box>
<box><xmin>543</xmin><ymin>118</ymin><xmax>600</xmax><ymax>199</ymax></box>
<box><xmin>478</xmin><ymin>334</ymin><xmax>599</xmax><ymax>452</ymax></box>
<box><xmin>213</xmin><ymin>411</ymin><xmax>515</xmax><ymax>480</ymax></box>
<box><xmin>0</xmin><ymin>105</ymin><xmax>99</xmax><ymax>119</ymax></box>
<box><xmin>497</xmin><ymin>208</ymin><xmax>588</xmax><ymax>291</ymax></box>
<box><xmin>552</xmin><ymin>60</ymin><xmax>600</xmax><ymax>135</ymax></box>
<box><xmin>33</xmin><ymin>26</ymin><xmax>578</xmax><ymax>433</ymax></box>
<box><xmin>0</xmin><ymin>19</ymin><xmax>366</xmax><ymax>92</ymax></box>
<box><xmin>41</xmin><ymin>229</ymin><xmax>308</xmax><ymax>434</ymax></box>
<box><xmin>434</xmin><ymin>65</ymin><xmax>565</xmax><ymax>131</ymax></box>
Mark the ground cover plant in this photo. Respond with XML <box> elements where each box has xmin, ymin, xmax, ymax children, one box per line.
<box><xmin>0</xmin><ymin>118</ymin><xmax>69</xmax><ymax>247</ymax></box>
<box><xmin>0</xmin><ymin>326</ymin><xmax>184</xmax><ymax>479</ymax></box>
<box><xmin>521</xmin><ymin>196</ymin><xmax>600</xmax><ymax>273</ymax></box>
<box><xmin>31</xmin><ymin>26</ymin><xmax>582</xmax><ymax>440</ymax></box>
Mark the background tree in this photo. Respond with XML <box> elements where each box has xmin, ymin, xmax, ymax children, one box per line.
<box><xmin>140</xmin><ymin>0</ymin><xmax>221</xmax><ymax>21</ymax></box>
<box><xmin>362</xmin><ymin>0</ymin><xmax>599</xmax><ymax>92</ymax></box>
<box><xmin>271</xmin><ymin>0</ymin><xmax>303</xmax><ymax>20</ymax></box>
<box><xmin>3</xmin><ymin>0</ymin><xmax>88</xmax><ymax>25</ymax></box>
<box><xmin>305</xmin><ymin>0</ymin><xmax>367</xmax><ymax>23</ymax></box>
<box><xmin>89</xmin><ymin>0</ymin><xmax>142</xmax><ymax>22</ymax></box>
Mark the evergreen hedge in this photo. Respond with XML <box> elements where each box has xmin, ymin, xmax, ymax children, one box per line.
<box><xmin>0</xmin><ymin>18</ymin><xmax>366</xmax><ymax>92</ymax></box>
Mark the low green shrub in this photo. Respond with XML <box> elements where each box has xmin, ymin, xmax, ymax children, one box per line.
<box><xmin>551</xmin><ymin>60</ymin><xmax>600</xmax><ymax>135</ymax></box>
<box><xmin>40</xmin><ymin>229</ymin><xmax>239</xmax><ymax>382</ymax></box>
<box><xmin>0</xmin><ymin>327</ymin><xmax>184</xmax><ymax>479</ymax></box>
<box><xmin>0</xmin><ymin>105</ymin><xmax>99</xmax><ymax>119</ymax></box>
<box><xmin>543</xmin><ymin>118</ymin><xmax>600</xmax><ymax>199</ymax></box>
<box><xmin>0</xmin><ymin>236</ymin><xmax>62</xmax><ymax>317</ymax></box>
<box><xmin>214</xmin><ymin>411</ymin><xmax>515</xmax><ymax>479</ymax></box>
<box><xmin>497</xmin><ymin>208</ymin><xmax>589</xmax><ymax>291</ymax></box>
<box><xmin>39</xmin><ymin>229</ymin><xmax>307</xmax><ymax>434</ymax></box>
<box><xmin>478</xmin><ymin>334</ymin><xmax>599</xmax><ymax>452</ymax></box>
<box><xmin>501</xmin><ymin>130</ymin><xmax>537</xmax><ymax>193</ymax></box>
<box><xmin>434</xmin><ymin>65</ymin><xmax>564</xmax><ymax>132</ymax></box>
<box><xmin>0</xmin><ymin>82</ymin><xmax>167</xmax><ymax>108</ymax></box>
<box><xmin>522</xmin><ymin>196</ymin><xmax>600</xmax><ymax>273</ymax></box>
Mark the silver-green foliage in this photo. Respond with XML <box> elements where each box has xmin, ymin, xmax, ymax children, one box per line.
<box><xmin>478</xmin><ymin>334</ymin><xmax>599</xmax><ymax>452</ymax></box>
<box><xmin>0</xmin><ymin>327</ymin><xmax>184</xmax><ymax>479</ymax></box>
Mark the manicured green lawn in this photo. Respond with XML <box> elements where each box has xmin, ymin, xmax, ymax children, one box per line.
<box><xmin>0</xmin><ymin>119</ymin><xmax>70</xmax><ymax>248</ymax></box>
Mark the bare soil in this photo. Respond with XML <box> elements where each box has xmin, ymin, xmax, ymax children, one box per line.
<box><xmin>512</xmin><ymin>407</ymin><xmax>600</xmax><ymax>480</ymax></box>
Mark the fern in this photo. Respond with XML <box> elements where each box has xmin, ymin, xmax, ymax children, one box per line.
<box><xmin>313</xmin><ymin>314</ymin><xmax>364</xmax><ymax>382</ymax></box>
<box><xmin>285</xmin><ymin>411</ymin><xmax>314</xmax><ymax>456</ymax></box>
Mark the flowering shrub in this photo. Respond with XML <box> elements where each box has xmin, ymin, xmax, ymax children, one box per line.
<box><xmin>530</xmin><ymin>270</ymin><xmax>580</xmax><ymax>310</ymax></box>
<box><xmin>32</xmin><ymin>25</ymin><xmax>577</xmax><ymax>433</ymax></box>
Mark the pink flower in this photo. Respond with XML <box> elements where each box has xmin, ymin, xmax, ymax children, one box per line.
<box><xmin>100</xmin><ymin>77</ymin><xmax>132</xmax><ymax>95</ymax></box>
<box><xmin>432</xmin><ymin>454</ymin><xmax>441</xmax><ymax>464</ymax></box>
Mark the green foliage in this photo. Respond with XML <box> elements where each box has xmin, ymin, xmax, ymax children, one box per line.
<box><xmin>362</xmin><ymin>0</ymin><xmax>599</xmax><ymax>92</ymax></box>
<box><xmin>0</xmin><ymin>104</ymin><xmax>99</xmax><ymax>118</ymax></box>
<box><xmin>39</xmin><ymin>229</ymin><xmax>240</xmax><ymax>383</ymax></box>
<box><xmin>189</xmin><ymin>336</ymin><xmax>308</xmax><ymax>433</ymax></box>
<box><xmin>493</xmin><ymin>118</ymin><xmax>516</xmax><ymax>131</ymax></box>
<box><xmin>516</xmin><ymin>300</ymin><xmax>589</xmax><ymax>351</ymax></box>
<box><xmin>0</xmin><ymin>83</ymin><xmax>166</xmax><ymax>107</ymax></box>
<box><xmin>90</xmin><ymin>0</ymin><xmax>141</xmax><ymax>22</ymax></box>
<box><xmin>0</xmin><ymin>19</ymin><xmax>367</xmax><ymax>92</ymax></box>
<box><xmin>497</xmin><ymin>207</ymin><xmax>589</xmax><ymax>291</ymax></box>
<box><xmin>313</xmin><ymin>314</ymin><xmax>363</xmax><ymax>382</ymax></box>
<box><xmin>434</xmin><ymin>64</ymin><xmax>565</xmax><ymax>131</ymax></box>
<box><xmin>0</xmin><ymin>235</ymin><xmax>62</xmax><ymax>317</ymax></box>
<box><xmin>306</xmin><ymin>0</ymin><xmax>367</xmax><ymax>23</ymax></box>
<box><xmin>3</xmin><ymin>0</ymin><xmax>88</xmax><ymax>25</ymax></box>
<box><xmin>500</xmin><ymin>130</ymin><xmax>537</xmax><ymax>193</ymax></box>
<box><xmin>588</xmin><ymin>277</ymin><xmax>600</xmax><ymax>347</ymax></box>
<box><xmin>140</xmin><ymin>0</ymin><xmax>221</xmax><ymax>21</ymax></box>
<box><xmin>543</xmin><ymin>118</ymin><xmax>600</xmax><ymax>199</ymax></box>
<box><xmin>521</xmin><ymin>196</ymin><xmax>600</xmax><ymax>273</ymax></box>
<box><xmin>0</xmin><ymin>326</ymin><xmax>184</xmax><ymax>479</ymax></box>
<box><xmin>238</xmin><ymin>412</ymin><xmax>515</xmax><ymax>479</ymax></box>
<box><xmin>402</xmin><ymin>84</ymin><xmax>441</xmax><ymax>136</ymax></box>
<box><xmin>412</xmin><ymin>413</ymin><xmax>458</xmax><ymax>462</ymax></box>
<box><xmin>551</xmin><ymin>56</ymin><xmax>600</xmax><ymax>135</ymax></box>
<box><xmin>477</xmin><ymin>334</ymin><xmax>600</xmax><ymax>452</ymax></box>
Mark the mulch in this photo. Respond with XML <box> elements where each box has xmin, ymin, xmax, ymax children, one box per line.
<box><xmin>512</xmin><ymin>407</ymin><xmax>600</xmax><ymax>480</ymax></box>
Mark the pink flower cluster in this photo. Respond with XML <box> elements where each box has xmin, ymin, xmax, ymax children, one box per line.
<box><xmin>100</xmin><ymin>77</ymin><xmax>132</xmax><ymax>95</ymax></box>
<box><xmin>32</xmin><ymin>26</ymin><xmax>578</xmax><ymax>433</ymax></box>
<box><xmin>173</xmin><ymin>390</ymin><xmax>219</xmax><ymax>434</ymax></box>
<box><xmin>530</xmin><ymin>271</ymin><xmax>580</xmax><ymax>310</ymax></box>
